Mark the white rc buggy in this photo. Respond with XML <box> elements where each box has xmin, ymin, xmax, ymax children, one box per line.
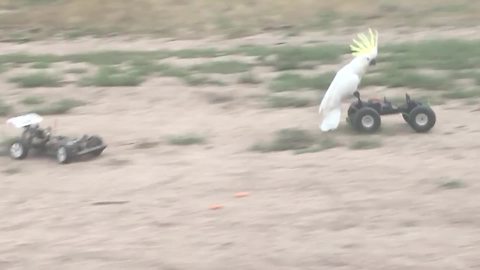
<box><xmin>6</xmin><ymin>113</ymin><xmax>107</xmax><ymax>164</ymax></box>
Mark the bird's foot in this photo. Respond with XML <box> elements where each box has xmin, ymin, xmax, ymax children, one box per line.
<box><xmin>353</xmin><ymin>91</ymin><xmax>360</xmax><ymax>99</ymax></box>
<box><xmin>353</xmin><ymin>91</ymin><xmax>362</xmax><ymax>104</ymax></box>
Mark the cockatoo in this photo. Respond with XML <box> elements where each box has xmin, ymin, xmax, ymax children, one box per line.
<box><xmin>318</xmin><ymin>28</ymin><xmax>379</xmax><ymax>132</ymax></box>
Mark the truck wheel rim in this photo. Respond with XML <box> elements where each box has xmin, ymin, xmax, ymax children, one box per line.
<box><xmin>415</xmin><ymin>113</ymin><xmax>428</xmax><ymax>126</ymax></box>
<box><xmin>361</xmin><ymin>115</ymin><xmax>375</xmax><ymax>128</ymax></box>
<box><xmin>10</xmin><ymin>143</ymin><xmax>23</xmax><ymax>158</ymax></box>
<box><xmin>57</xmin><ymin>148</ymin><xmax>67</xmax><ymax>162</ymax></box>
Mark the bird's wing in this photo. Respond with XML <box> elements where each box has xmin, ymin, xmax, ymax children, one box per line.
<box><xmin>319</xmin><ymin>72</ymin><xmax>360</xmax><ymax>115</ymax></box>
<box><xmin>318</xmin><ymin>72</ymin><xmax>360</xmax><ymax>131</ymax></box>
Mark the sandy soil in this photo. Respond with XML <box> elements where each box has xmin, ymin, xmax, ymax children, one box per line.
<box><xmin>1</xmin><ymin>31</ymin><xmax>480</xmax><ymax>270</ymax></box>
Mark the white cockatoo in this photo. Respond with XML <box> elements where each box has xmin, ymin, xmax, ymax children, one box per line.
<box><xmin>318</xmin><ymin>28</ymin><xmax>379</xmax><ymax>132</ymax></box>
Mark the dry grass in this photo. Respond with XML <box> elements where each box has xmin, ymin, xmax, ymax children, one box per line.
<box><xmin>266</xmin><ymin>95</ymin><xmax>314</xmax><ymax>108</ymax></box>
<box><xmin>442</xmin><ymin>89</ymin><xmax>480</xmax><ymax>99</ymax></box>
<box><xmin>0</xmin><ymin>99</ymin><xmax>12</xmax><ymax>116</ymax></box>
<box><xmin>269</xmin><ymin>72</ymin><xmax>334</xmax><ymax>92</ymax></box>
<box><xmin>437</xmin><ymin>178</ymin><xmax>467</xmax><ymax>189</ymax></box>
<box><xmin>79</xmin><ymin>66</ymin><xmax>144</xmax><ymax>87</ymax></box>
<box><xmin>0</xmin><ymin>0</ymin><xmax>478</xmax><ymax>39</ymax></box>
<box><xmin>250</xmin><ymin>128</ymin><xmax>340</xmax><ymax>153</ymax></box>
<box><xmin>134</xmin><ymin>140</ymin><xmax>160</xmax><ymax>149</ymax></box>
<box><xmin>0</xmin><ymin>136</ymin><xmax>15</xmax><ymax>156</ymax></box>
<box><xmin>251</xmin><ymin>128</ymin><xmax>316</xmax><ymax>153</ymax></box>
<box><xmin>65</xmin><ymin>67</ymin><xmax>88</xmax><ymax>74</ymax></box>
<box><xmin>20</xmin><ymin>95</ymin><xmax>45</xmax><ymax>105</ymax></box>
<box><xmin>349</xmin><ymin>138</ymin><xmax>383</xmax><ymax>150</ymax></box>
<box><xmin>191</xmin><ymin>61</ymin><xmax>251</xmax><ymax>74</ymax></box>
<box><xmin>238</xmin><ymin>72</ymin><xmax>262</xmax><ymax>84</ymax></box>
<box><xmin>293</xmin><ymin>136</ymin><xmax>340</xmax><ymax>154</ymax></box>
<box><xmin>167</xmin><ymin>133</ymin><xmax>207</xmax><ymax>146</ymax></box>
<box><xmin>0</xmin><ymin>38</ymin><xmax>476</xmax><ymax>103</ymax></box>
<box><xmin>9</xmin><ymin>72</ymin><xmax>62</xmax><ymax>88</ymax></box>
<box><xmin>30</xmin><ymin>98</ymin><xmax>86</xmax><ymax>115</ymax></box>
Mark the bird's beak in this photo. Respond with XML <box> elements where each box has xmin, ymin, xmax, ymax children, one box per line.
<box><xmin>369</xmin><ymin>59</ymin><xmax>377</xmax><ymax>66</ymax></box>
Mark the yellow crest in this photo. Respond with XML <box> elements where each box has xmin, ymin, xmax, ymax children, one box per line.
<box><xmin>350</xmin><ymin>28</ymin><xmax>379</xmax><ymax>57</ymax></box>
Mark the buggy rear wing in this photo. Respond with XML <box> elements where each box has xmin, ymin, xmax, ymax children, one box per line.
<box><xmin>6</xmin><ymin>113</ymin><xmax>43</xmax><ymax>128</ymax></box>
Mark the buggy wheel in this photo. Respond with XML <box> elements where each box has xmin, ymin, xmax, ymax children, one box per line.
<box><xmin>56</xmin><ymin>146</ymin><xmax>72</xmax><ymax>164</ymax></box>
<box><xmin>9</xmin><ymin>140</ymin><xmax>29</xmax><ymax>160</ymax></box>
<box><xmin>352</xmin><ymin>107</ymin><xmax>381</xmax><ymax>133</ymax></box>
<box><xmin>86</xmin><ymin>136</ymin><xmax>104</xmax><ymax>156</ymax></box>
<box><xmin>408</xmin><ymin>105</ymin><xmax>436</xmax><ymax>133</ymax></box>
<box><xmin>402</xmin><ymin>113</ymin><xmax>410</xmax><ymax>123</ymax></box>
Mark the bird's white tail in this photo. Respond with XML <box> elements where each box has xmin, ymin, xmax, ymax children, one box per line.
<box><xmin>319</xmin><ymin>108</ymin><xmax>341</xmax><ymax>132</ymax></box>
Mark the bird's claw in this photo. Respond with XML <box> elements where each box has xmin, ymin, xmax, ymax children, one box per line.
<box><xmin>353</xmin><ymin>91</ymin><xmax>362</xmax><ymax>104</ymax></box>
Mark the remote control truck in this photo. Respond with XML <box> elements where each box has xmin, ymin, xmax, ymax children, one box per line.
<box><xmin>6</xmin><ymin>113</ymin><xmax>107</xmax><ymax>164</ymax></box>
<box><xmin>346</xmin><ymin>92</ymin><xmax>436</xmax><ymax>133</ymax></box>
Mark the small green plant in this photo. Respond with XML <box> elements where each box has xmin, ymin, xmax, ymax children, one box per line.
<box><xmin>230</xmin><ymin>45</ymin><xmax>273</xmax><ymax>57</ymax></box>
<box><xmin>251</xmin><ymin>128</ymin><xmax>316</xmax><ymax>152</ymax></box>
<box><xmin>269</xmin><ymin>72</ymin><xmax>334</xmax><ymax>92</ymax></box>
<box><xmin>384</xmin><ymin>39</ymin><xmax>480</xmax><ymax>70</ymax></box>
<box><xmin>66</xmin><ymin>51</ymin><xmax>160</xmax><ymax>66</ymax></box>
<box><xmin>191</xmin><ymin>61</ymin><xmax>251</xmax><ymax>74</ymax></box>
<box><xmin>127</xmin><ymin>59</ymin><xmax>161</xmax><ymax>77</ymax></box>
<box><xmin>0</xmin><ymin>53</ymin><xmax>60</xmax><ymax>65</ymax></box>
<box><xmin>205</xmin><ymin>93</ymin><xmax>233</xmax><ymax>104</ymax></box>
<box><xmin>294</xmin><ymin>136</ymin><xmax>339</xmax><ymax>154</ymax></box>
<box><xmin>183</xmin><ymin>75</ymin><xmax>225</xmax><ymax>86</ymax></box>
<box><xmin>134</xmin><ymin>140</ymin><xmax>160</xmax><ymax>149</ymax></box>
<box><xmin>172</xmin><ymin>48</ymin><xmax>221</xmax><ymax>58</ymax></box>
<box><xmin>79</xmin><ymin>66</ymin><xmax>144</xmax><ymax>87</ymax></box>
<box><xmin>266</xmin><ymin>95</ymin><xmax>313</xmax><ymax>108</ymax></box>
<box><xmin>157</xmin><ymin>64</ymin><xmax>191</xmax><ymax>78</ymax></box>
<box><xmin>21</xmin><ymin>96</ymin><xmax>45</xmax><ymax>105</ymax></box>
<box><xmin>266</xmin><ymin>45</ymin><xmax>343</xmax><ymax>71</ymax></box>
<box><xmin>9</xmin><ymin>72</ymin><xmax>62</xmax><ymax>88</ymax></box>
<box><xmin>0</xmin><ymin>63</ymin><xmax>7</xmax><ymax>74</ymax></box>
<box><xmin>167</xmin><ymin>133</ymin><xmax>206</xmax><ymax>145</ymax></box>
<box><xmin>349</xmin><ymin>139</ymin><xmax>382</xmax><ymax>150</ymax></box>
<box><xmin>442</xmin><ymin>89</ymin><xmax>480</xmax><ymax>99</ymax></box>
<box><xmin>0</xmin><ymin>100</ymin><xmax>12</xmax><ymax>116</ymax></box>
<box><xmin>65</xmin><ymin>67</ymin><xmax>88</xmax><ymax>74</ymax></box>
<box><xmin>31</xmin><ymin>98</ymin><xmax>86</xmax><ymax>115</ymax></box>
<box><xmin>438</xmin><ymin>179</ymin><xmax>466</xmax><ymax>189</ymax></box>
<box><xmin>362</xmin><ymin>69</ymin><xmax>452</xmax><ymax>90</ymax></box>
<box><xmin>31</xmin><ymin>62</ymin><xmax>51</xmax><ymax>69</ymax></box>
<box><xmin>156</xmin><ymin>64</ymin><xmax>225</xmax><ymax>86</ymax></box>
<box><xmin>238</xmin><ymin>72</ymin><xmax>261</xmax><ymax>84</ymax></box>
<box><xmin>3</xmin><ymin>167</ymin><xmax>21</xmax><ymax>175</ymax></box>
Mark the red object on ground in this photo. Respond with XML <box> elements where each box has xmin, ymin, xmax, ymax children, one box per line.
<box><xmin>209</xmin><ymin>204</ymin><xmax>223</xmax><ymax>210</ymax></box>
<box><xmin>234</xmin><ymin>192</ymin><xmax>250</xmax><ymax>198</ymax></box>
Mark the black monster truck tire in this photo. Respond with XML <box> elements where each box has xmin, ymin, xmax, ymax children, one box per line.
<box><xmin>408</xmin><ymin>105</ymin><xmax>436</xmax><ymax>133</ymax></box>
<box><xmin>346</xmin><ymin>101</ymin><xmax>361</xmax><ymax>125</ymax></box>
<box><xmin>352</xmin><ymin>107</ymin><xmax>381</xmax><ymax>133</ymax></box>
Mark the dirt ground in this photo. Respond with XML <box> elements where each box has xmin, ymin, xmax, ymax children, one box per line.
<box><xmin>1</xmin><ymin>30</ymin><xmax>480</xmax><ymax>270</ymax></box>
